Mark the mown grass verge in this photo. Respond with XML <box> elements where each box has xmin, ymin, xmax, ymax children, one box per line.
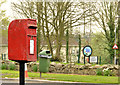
<box><xmin>1</xmin><ymin>70</ymin><xmax>118</xmax><ymax>84</ymax></box>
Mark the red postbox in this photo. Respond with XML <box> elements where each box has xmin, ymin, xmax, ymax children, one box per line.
<box><xmin>8</xmin><ymin>19</ymin><xmax>37</xmax><ymax>62</ymax></box>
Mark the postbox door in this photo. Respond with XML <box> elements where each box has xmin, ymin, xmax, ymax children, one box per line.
<box><xmin>27</xmin><ymin>35</ymin><xmax>37</xmax><ymax>56</ymax></box>
<box><xmin>27</xmin><ymin>25</ymin><xmax>37</xmax><ymax>61</ymax></box>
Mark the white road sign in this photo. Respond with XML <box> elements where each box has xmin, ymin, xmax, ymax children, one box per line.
<box><xmin>90</xmin><ymin>56</ymin><xmax>98</xmax><ymax>63</ymax></box>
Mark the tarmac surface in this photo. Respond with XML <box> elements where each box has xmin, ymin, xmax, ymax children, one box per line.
<box><xmin>1</xmin><ymin>78</ymin><xmax>119</xmax><ymax>85</ymax></box>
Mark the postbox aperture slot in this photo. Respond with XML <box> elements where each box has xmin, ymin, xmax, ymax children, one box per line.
<box><xmin>28</xmin><ymin>24</ymin><xmax>37</xmax><ymax>29</ymax></box>
<box><xmin>27</xmin><ymin>34</ymin><xmax>37</xmax><ymax>37</ymax></box>
<box><xmin>28</xmin><ymin>26</ymin><xmax>37</xmax><ymax>29</ymax></box>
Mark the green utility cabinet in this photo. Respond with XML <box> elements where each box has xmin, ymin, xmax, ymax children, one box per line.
<box><xmin>38</xmin><ymin>51</ymin><xmax>52</xmax><ymax>73</ymax></box>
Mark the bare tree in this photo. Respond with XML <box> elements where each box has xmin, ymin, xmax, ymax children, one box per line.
<box><xmin>11</xmin><ymin>1</ymin><xmax>97</xmax><ymax>61</ymax></box>
<box><xmin>93</xmin><ymin>2</ymin><xmax>118</xmax><ymax>63</ymax></box>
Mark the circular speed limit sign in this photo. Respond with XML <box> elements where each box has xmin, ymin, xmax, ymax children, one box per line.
<box><xmin>83</xmin><ymin>45</ymin><xmax>92</xmax><ymax>57</ymax></box>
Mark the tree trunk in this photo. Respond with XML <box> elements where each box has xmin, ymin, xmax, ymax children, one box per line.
<box><xmin>54</xmin><ymin>3</ymin><xmax>64</xmax><ymax>61</ymax></box>
<box><xmin>44</xmin><ymin>2</ymin><xmax>53</xmax><ymax>56</ymax></box>
<box><xmin>54</xmin><ymin>29</ymin><xmax>62</xmax><ymax>61</ymax></box>
<box><xmin>36</xmin><ymin>2</ymin><xmax>42</xmax><ymax>59</ymax></box>
<box><xmin>55</xmin><ymin>42</ymin><xmax>62</xmax><ymax>61</ymax></box>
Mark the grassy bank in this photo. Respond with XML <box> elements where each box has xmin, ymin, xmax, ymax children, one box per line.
<box><xmin>1</xmin><ymin>70</ymin><xmax>118</xmax><ymax>84</ymax></box>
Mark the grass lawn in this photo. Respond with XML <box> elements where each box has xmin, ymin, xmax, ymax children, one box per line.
<box><xmin>1</xmin><ymin>70</ymin><xmax>118</xmax><ymax>84</ymax></box>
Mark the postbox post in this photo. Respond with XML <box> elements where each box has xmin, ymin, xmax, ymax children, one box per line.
<box><xmin>19</xmin><ymin>62</ymin><xmax>25</xmax><ymax>85</ymax></box>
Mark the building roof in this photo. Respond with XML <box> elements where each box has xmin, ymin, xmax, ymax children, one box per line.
<box><xmin>40</xmin><ymin>36</ymin><xmax>82</xmax><ymax>46</ymax></box>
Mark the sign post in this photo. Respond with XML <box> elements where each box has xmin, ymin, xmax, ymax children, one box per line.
<box><xmin>84</xmin><ymin>55</ymin><xmax>85</xmax><ymax>64</ymax></box>
<box><xmin>83</xmin><ymin>45</ymin><xmax>92</xmax><ymax>64</ymax></box>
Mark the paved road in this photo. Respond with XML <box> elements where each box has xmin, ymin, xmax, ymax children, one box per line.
<box><xmin>2</xmin><ymin>83</ymin><xmax>119</xmax><ymax>85</ymax></box>
<box><xmin>1</xmin><ymin>78</ymin><xmax>119</xmax><ymax>85</ymax></box>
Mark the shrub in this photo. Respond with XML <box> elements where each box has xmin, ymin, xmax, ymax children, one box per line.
<box><xmin>9</xmin><ymin>63</ymin><xmax>16</xmax><ymax>70</ymax></box>
<box><xmin>96</xmin><ymin>68</ymin><xmax>103</xmax><ymax>75</ymax></box>
<box><xmin>1</xmin><ymin>63</ymin><xmax>7</xmax><ymax>70</ymax></box>
<box><xmin>103</xmin><ymin>68</ymin><xmax>114</xmax><ymax>76</ymax></box>
<box><xmin>32</xmin><ymin>65</ymin><xmax>38</xmax><ymax>72</ymax></box>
